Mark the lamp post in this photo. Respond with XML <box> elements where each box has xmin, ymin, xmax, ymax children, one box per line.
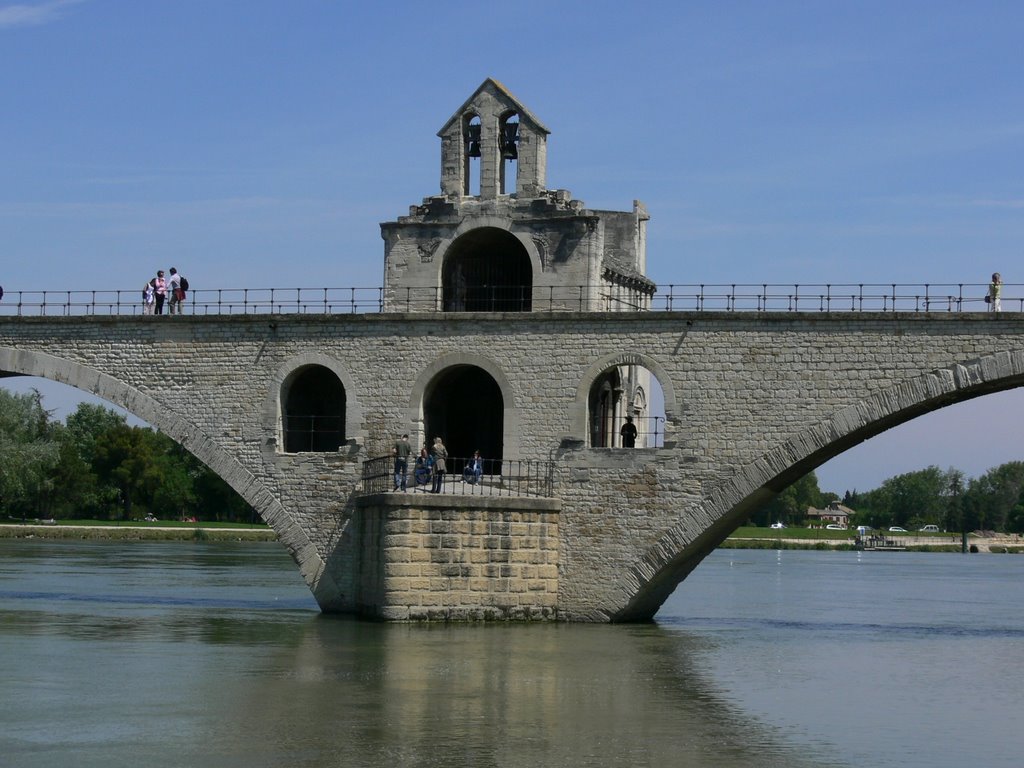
<box><xmin>949</xmin><ymin>476</ymin><xmax>966</xmax><ymax>553</ymax></box>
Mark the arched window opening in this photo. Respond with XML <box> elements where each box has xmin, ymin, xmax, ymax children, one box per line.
<box><xmin>283</xmin><ymin>366</ymin><xmax>345</xmax><ymax>453</ymax></box>
<box><xmin>589</xmin><ymin>369</ymin><xmax>622</xmax><ymax>448</ymax></box>
<box><xmin>463</xmin><ymin>113</ymin><xmax>482</xmax><ymax>197</ymax></box>
<box><xmin>423</xmin><ymin>365</ymin><xmax>503</xmax><ymax>475</ymax></box>
<box><xmin>589</xmin><ymin>365</ymin><xmax>666</xmax><ymax>448</ymax></box>
<box><xmin>442</xmin><ymin>227</ymin><xmax>532</xmax><ymax>312</ymax></box>
<box><xmin>500</xmin><ymin>111</ymin><xmax>519</xmax><ymax>196</ymax></box>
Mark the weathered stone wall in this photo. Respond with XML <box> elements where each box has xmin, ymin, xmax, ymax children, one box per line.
<box><xmin>354</xmin><ymin>495</ymin><xmax>560</xmax><ymax>620</ymax></box>
<box><xmin>2</xmin><ymin>311</ymin><xmax>1023</xmax><ymax>621</ymax></box>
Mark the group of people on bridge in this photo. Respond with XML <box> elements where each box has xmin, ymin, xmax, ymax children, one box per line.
<box><xmin>142</xmin><ymin>268</ymin><xmax>189</xmax><ymax>315</ymax></box>
<box><xmin>391</xmin><ymin>434</ymin><xmax>484</xmax><ymax>494</ymax></box>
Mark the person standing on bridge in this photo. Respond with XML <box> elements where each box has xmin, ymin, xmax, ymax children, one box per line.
<box><xmin>620</xmin><ymin>415</ymin><xmax>638</xmax><ymax>448</ymax></box>
<box><xmin>153</xmin><ymin>270</ymin><xmax>167</xmax><ymax>315</ymax></box>
<box><xmin>988</xmin><ymin>272</ymin><xmax>1002</xmax><ymax>313</ymax></box>
<box><xmin>142</xmin><ymin>279</ymin><xmax>155</xmax><ymax>314</ymax></box>
<box><xmin>168</xmin><ymin>267</ymin><xmax>183</xmax><ymax>315</ymax></box>
<box><xmin>392</xmin><ymin>433</ymin><xmax>411</xmax><ymax>491</ymax></box>
<box><xmin>430</xmin><ymin>436</ymin><xmax>448</xmax><ymax>493</ymax></box>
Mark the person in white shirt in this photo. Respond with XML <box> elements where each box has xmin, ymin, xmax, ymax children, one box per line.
<box><xmin>168</xmin><ymin>267</ymin><xmax>183</xmax><ymax>315</ymax></box>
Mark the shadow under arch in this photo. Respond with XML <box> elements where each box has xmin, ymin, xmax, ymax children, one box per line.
<box><xmin>0</xmin><ymin>346</ymin><xmax>343</xmax><ymax>609</ymax></box>
<box><xmin>407</xmin><ymin>351</ymin><xmax>518</xmax><ymax>458</ymax></box>
<box><xmin>614</xmin><ymin>348</ymin><xmax>1024</xmax><ymax>622</ymax></box>
<box><xmin>572</xmin><ymin>351</ymin><xmax>679</xmax><ymax>444</ymax></box>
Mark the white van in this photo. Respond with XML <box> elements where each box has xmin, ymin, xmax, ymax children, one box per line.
<box><xmin>919</xmin><ymin>524</ymin><xmax>940</xmax><ymax>532</ymax></box>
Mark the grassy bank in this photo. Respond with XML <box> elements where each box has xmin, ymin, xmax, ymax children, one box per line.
<box><xmin>0</xmin><ymin>520</ymin><xmax>277</xmax><ymax>542</ymax></box>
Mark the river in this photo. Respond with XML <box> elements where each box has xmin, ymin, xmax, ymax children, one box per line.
<box><xmin>1</xmin><ymin>539</ymin><xmax>1021</xmax><ymax>767</ymax></box>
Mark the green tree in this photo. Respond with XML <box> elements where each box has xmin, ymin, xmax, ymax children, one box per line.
<box><xmin>0</xmin><ymin>389</ymin><xmax>59</xmax><ymax>518</ymax></box>
<box><xmin>65</xmin><ymin>403</ymin><xmax>127</xmax><ymax>465</ymax></box>
<box><xmin>962</xmin><ymin>462</ymin><xmax>1024</xmax><ymax>533</ymax></box>
<box><xmin>92</xmin><ymin>424</ymin><xmax>162</xmax><ymax>520</ymax></box>
<box><xmin>857</xmin><ymin>466</ymin><xmax>955</xmax><ymax>529</ymax></box>
<box><xmin>752</xmin><ymin>471</ymin><xmax>828</xmax><ymax>527</ymax></box>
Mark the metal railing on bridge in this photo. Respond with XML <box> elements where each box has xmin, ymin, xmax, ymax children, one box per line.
<box><xmin>0</xmin><ymin>283</ymin><xmax>1019</xmax><ymax>316</ymax></box>
<box><xmin>360</xmin><ymin>455</ymin><xmax>554</xmax><ymax>498</ymax></box>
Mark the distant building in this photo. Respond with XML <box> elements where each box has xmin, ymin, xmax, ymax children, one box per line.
<box><xmin>805</xmin><ymin>500</ymin><xmax>854</xmax><ymax>527</ymax></box>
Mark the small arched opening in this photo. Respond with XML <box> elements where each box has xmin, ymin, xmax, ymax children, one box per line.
<box><xmin>588</xmin><ymin>364</ymin><xmax>665</xmax><ymax>448</ymax></box>
<box><xmin>463</xmin><ymin>113</ymin><xmax>482</xmax><ymax>197</ymax></box>
<box><xmin>282</xmin><ymin>365</ymin><xmax>346</xmax><ymax>453</ymax></box>
<box><xmin>423</xmin><ymin>365</ymin><xmax>504</xmax><ymax>472</ymax></box>
<box><xmin>442</xmin><ymin>227</ymin><xmax>532</xmax><ymax>312</ymax></box>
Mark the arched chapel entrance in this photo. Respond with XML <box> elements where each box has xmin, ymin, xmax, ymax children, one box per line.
<box><xmin>442</xmin><ymin>228</ymin><xmax>532</xmax><ymax>312</ymax></box>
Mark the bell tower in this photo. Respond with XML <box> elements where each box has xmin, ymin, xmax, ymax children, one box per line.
<box><xmin>437</xmin><ymin>78</ymin><xmax>548</xmax><ymax>200</ymax></box>
<box><xmin>381</xmin><ymin>78</ymin><xmax>653</xmax><ymax>317</ymax></box>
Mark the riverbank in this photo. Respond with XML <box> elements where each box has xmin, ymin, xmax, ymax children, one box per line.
<box><xmin>3</xmin><ymin>522</ymin><xmax>1022</xmax><ymax>552</ymax></box>
<box><xmin>723</xmin><ymin>532</ymin><xmax>1024</xmax><ymax>553</ymax></box>
<box><xmin>0</xmin><ymin>523</ymin><xmax>278</xmax><ymax>542</ymax></box>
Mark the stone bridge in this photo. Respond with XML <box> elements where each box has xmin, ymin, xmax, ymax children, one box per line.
<box><xmin>2</xmin><ymin>309</ymin><xmax>1021</xmax><ymax>621</ymax></box>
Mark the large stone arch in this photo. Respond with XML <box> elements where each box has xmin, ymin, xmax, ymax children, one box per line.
<box><xmin>406</xmin><ymin>351</ymin><xmax>519</xmax><ymax>458</ymax></box>
<box><xmin>613</xmin><ymin>349</ymin><xmax>1024</xmax><ymax>621</ymax></box>
<box><xmin>0</xmin><ymin>346</ymin><xmax>343</xmax><ymax>610</ymax></box>
<box><xmin>572</xmin><ymin>351</ymin><xmax>679</xmax><ymax>446</ymax></box>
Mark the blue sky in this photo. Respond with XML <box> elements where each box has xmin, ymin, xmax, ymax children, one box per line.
<box><xmin>1</xmin><ymin>0</ymin><xmax>1022</xmax><ymax>494</ymax></box>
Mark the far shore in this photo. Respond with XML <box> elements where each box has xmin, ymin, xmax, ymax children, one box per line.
<box><xmin>2</xmin><ymin>522</ymin><xmax>1022</xmax><ymax>552</ymax></box>
<box><xmin>723</xmin><ymin>532</ymin><xmax>1024</xmax><ymax>553</ymax></box>
<box><xmin>0</xmin><ymin>522</ymin><xmax>278</xmax><ymax>542</ymax></box>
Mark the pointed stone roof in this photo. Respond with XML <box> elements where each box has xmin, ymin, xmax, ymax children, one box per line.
<box><xmin>437</xmin><ymin>78</ymin><xmax>550</xmax><ymax>136</ymax></box>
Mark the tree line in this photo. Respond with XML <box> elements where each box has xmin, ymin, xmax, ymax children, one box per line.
<box><xmin>0</xmin><ymin>389</ymin><xmax>255</xmax><ymax>523</ymax></box>
<box><xmin>751</xmin><ymin>463</ymin><xmax>1024</xmax><ymax>533</ymax></box>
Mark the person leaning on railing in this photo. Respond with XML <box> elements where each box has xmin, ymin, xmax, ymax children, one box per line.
<box><xmin>430</xmin><ymin>437</ymin><xmax>448</xmax><ymax>493</ymax></box>
<box><xmin>988</xmin><ymin>272</ymin><xmax>1002</xmax><ymax>312</ymax></box>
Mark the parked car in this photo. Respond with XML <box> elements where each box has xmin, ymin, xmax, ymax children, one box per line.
<box><xmin>888</xmin><ymin>526</ymin><xmax>908</xmax><ymax>532</ymax></box>
<box><xmin>769</xmin><ymin>522</ymin><xmax>786</xmax><ymax>529</ymax></box>
<box><xmin>919</xmin><ymin>524</ymin><xmax>940</xmax><ymax>532</ymax></box>
<box><xmin>825</xmin><ymin>524</ymin><xmax>846</xmax><ymax>530</ymax></box>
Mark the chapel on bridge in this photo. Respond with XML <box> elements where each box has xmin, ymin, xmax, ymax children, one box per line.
<box><xmin>374</xmin><ymin>78</ymin><xmax>657</xmax><ymax>455</ymax></box>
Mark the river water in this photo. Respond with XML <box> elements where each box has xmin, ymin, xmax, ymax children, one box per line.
<box><xmin>1</xmin><ymin>539</ymin><xmax>1021</xmax><ymax>768</ymax></box>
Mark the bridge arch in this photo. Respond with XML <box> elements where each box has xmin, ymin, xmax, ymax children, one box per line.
<box><xmin>407</xmin><ymin>351</ymin><xmax>518</xmax><ymax>460</ymax></box>
<box><xmin>614</xmin><ymin>349</ymin><xmax>1024</xmax><ymax>621</ymax></box>
<box><xmin>573</xmin><ymin>352</ymin><xmax>678</xmax><ymax>448</ymax></box>
<box><xmin>0</xmin><ymin>346</ymin><xmax>344</xmax><ymax>609</ymax></box>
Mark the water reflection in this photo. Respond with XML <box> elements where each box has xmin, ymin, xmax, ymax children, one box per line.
<box><xmin>203</xmin><ymin>618</ymin><xmax>837</xmax><ymax>768</ymax></box>
<box><xmin>14</xmin><ymin>540</ymin><xmax>990</xmax><ymax>767</ymax></box>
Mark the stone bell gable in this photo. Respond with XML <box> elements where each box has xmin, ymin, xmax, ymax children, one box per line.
<box><xmin>380</xmin><ymin>78</ymin><xmax>654</xmax><ymax>314</ymax></box>
<box><xmin>438</xmin><ymin>77</ymin><xmax>549</xmax><ymax>200</ymax></box>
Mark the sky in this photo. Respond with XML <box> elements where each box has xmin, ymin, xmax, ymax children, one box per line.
<box><xmin>1</xmin><ymin>0</ymin><xmax>1022</xmax><ymax>494</ymax></box>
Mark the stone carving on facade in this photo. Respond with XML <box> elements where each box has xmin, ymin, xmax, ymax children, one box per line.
<box><xmin>530</xmin><ymin>234</ymin><xmax>549</xmax><ymax>269</ymax></box>
<box><xmin>417</xmin><ymin>239</ymin><xmax>442</xmax><ymax>263</ymax></box>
